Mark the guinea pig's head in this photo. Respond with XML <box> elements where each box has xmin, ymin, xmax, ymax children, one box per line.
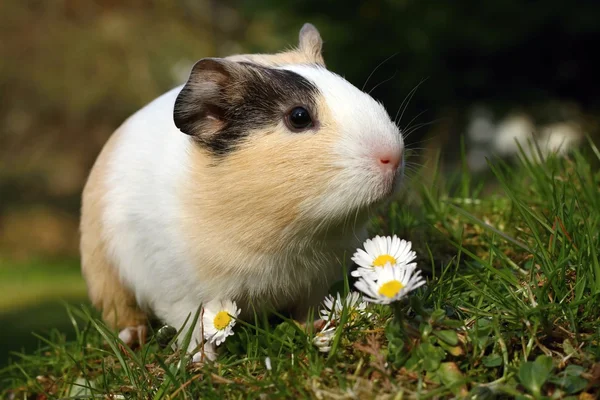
<box><xmin>174</xmin><ymin>24</ymin><xmax>404</xmax><ymax>240</ymax></box>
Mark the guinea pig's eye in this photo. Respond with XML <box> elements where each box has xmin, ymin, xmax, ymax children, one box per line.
<box><xmin>285</xmin><ymin>106</ymin><xmax>313</xmax><ymax>132</ymax></box>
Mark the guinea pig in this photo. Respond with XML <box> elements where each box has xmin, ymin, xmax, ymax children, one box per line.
<box><xmin>80</xmin><ymin>23</ymin><xmax>404</xmax><ymax>360</ymax></box>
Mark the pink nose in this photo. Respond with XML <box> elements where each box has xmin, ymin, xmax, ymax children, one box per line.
<box><xmin>377</xmin><ymin>150</ymin><xmax>402</xmax><ymax>171</ymax></box>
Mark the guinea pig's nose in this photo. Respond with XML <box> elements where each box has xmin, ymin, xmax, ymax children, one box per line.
<box><xmin>377</xmin><ymin>150</ymin><xmax>402</xmax><ymax>172</ymax></box>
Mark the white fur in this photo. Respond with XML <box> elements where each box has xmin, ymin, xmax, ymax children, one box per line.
<box><xmin>103</xmin><ymin>86</ymin><xmax>206</xmax><ymax>343</ymax></box>
<box><xmin>98</xmin><ymin>65</ymin><xmax>403</xmax><ymax>353</ymax></box>
<box><xmin>281</xmin><ymin>65</ymin><xmax>404</xmax><ymax>221</ymax></box>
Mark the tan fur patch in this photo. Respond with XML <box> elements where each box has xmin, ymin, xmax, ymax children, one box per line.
<box><xmin>180</xmin><ymin>95</ymin><xmax>339</xmax><ymax>277</ymax></box>
<box><xmin>80</xmin><ymin>128</ymin><xmax>147</xmax><ymax>329</ymax></box>
<box><xmin>227</xmin><ymin>49</ymin><xmax>324</xmax><ymax>67</ymax></box>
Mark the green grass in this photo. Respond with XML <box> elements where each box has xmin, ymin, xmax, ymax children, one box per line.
<box><xmin>1</xmin><ymin>141</ymin><xmax>600</xmax><ymax>399</ymax></box>
<box><xmin>0</xmin><ymin>258</ymin><xmax>88</xmax><ymax>368</ymax></box>
<box><xmin>0</xmin><ymin>258</ymin><xmax>87</xmax><ymax>312</ymax></box>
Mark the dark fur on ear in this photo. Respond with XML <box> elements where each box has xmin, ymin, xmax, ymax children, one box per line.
<box><xmin>299</xmin><ymin>23</ymin><xmax>325</xmax><ymax>66</ymax></box>
<box><xmin>173</xmin><ymin>58</ymin><xmax>242</xmax><ymax>138</ymax></box>
<box><xmin>173</xmin><ymin>58</ymin><xmax>320</xmax><ymax>156</ymax></box>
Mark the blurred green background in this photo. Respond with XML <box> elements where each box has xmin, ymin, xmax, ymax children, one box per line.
<box><xmin>1</xmin><ymin>0</ymin><xmax>599</xmax><ymax>366</ymax></box>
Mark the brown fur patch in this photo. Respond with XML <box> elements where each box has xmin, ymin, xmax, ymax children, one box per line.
<box><xmin>80</xmin><ymin>128</ymin><xmax>147</xmax><ymax>329</ymax></box>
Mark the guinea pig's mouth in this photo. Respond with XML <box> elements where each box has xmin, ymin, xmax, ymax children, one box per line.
<box><xmin>346</xmin><ymin>166</ymin><xmax>404</xmax><ymax>212</ymax></box>
<box><xmin>369</xmin><ymin>166</ymin><xmax>404</xmax><ymax>207</ymax></box>
<box><xmin>376</xmin><ymin>163</ymin><xmax>405</xmax><ymax>201</ymax></box>
<box><xmin>303</xmin><ymin>161</ymin><xmax>405</xmax><ymax>230</ymax></box>
<box><xmin>360</xmin><ymin>180</ymin><xmax>396</xmax><ymax>211</ymax></box>
<box><xmin>392</xmin><ymin>163</ymin><xmax>406</xmax><ymax>193</ymax></box>
<box><xmin>378</xmin><ymin>182</ymin><xmax>397</xmax><ymax>202</ymax></box>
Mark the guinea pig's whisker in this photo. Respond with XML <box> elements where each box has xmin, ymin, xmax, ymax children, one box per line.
<box><xmin>403</xmin><ymin>159</ymin><xmax>423</xmax><ymax>167</ymax></box>
<box><xmin>403</xmin><ymin>166</ymin><xmax>423</xmax><ymax>176</ymax></box>
<box><xmin>353</xmin><ymin>203</ymin><xmax>367</xmax><ymax>232</ymax></box>
<box><xmin>403</xmin><ymin>125</ymin><xmax>434</xmax><ymax>143</ymax></box>
<box><xmin>403</xmin><ymin>164</ymin><xmax>423</xmax><ymax>175</ymax></box>
<box><xmin>367</xmin><ymin>70</ymin><xmax>398</xmax><ymax>96</ymax></box>
<box><xmin>351</xmin><ymin>208</ymin><xmax>360</xmax><ymax>233</ymax></box>
<box><xmin>394</xmin><ymin>78</ymin><xmax>427</xmax><ymax>126</ymax></box>
<box><xmin>400</xmin><ymin>109</ymin><xmax>429</xmax><ymax>137</ymax></box>
<box><xmin>405</xmin><ymin>146</ymin><xmax>432</xmax><ymax>152</ymax></box>
<box><xmin>404</xmin><ymin>159</ymin><xmax>426</xmax><ymax>171</ymax></box>
<box><xmin>404</xmin><ymin>135</ymin><xmax>442</xmax><ymax>151</ymax></box>
<box><xmin>403</xmin><ymin>118</ymin><xmax>443</xmax><ymax>138</ymax></box>
<box><xmin>403</xmin><ymin>159</ymin><xmax>424</xmax><ymax>170</ymax></box>
<box><xmin>361</xmin><ymin>53</ymin><xmax>398</xmax><ymax>92</ymax></box>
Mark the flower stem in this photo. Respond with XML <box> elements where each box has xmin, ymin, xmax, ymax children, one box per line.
<box><xmin>392</xmin><ymin>301</ymin><xmax>405</xmax><ymax>326</ymax></box>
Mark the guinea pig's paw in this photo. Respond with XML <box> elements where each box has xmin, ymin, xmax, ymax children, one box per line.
<box><xmin>118</xmin><ymin>325</ymin><xmax>147</xmax><ymax>347</ymax></box>
<box><xmin>311</xmin><ymin>318</ymin><xmax>329</xmax><ymax>331</ymax></box>
<box><xmin>191</xmin><ymin>342</ymin><xmax>218</xmax><ymax>364</ymax></box>
<box><xmin>296</xmin><ymin>318</ymin><xmax>329</xmax><ymax>332</ymax></box>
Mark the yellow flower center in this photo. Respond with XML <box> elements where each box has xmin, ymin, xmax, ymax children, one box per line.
<box><xmin>378</xmin><ymin>280</ymin><xmax>404</xmax><ymax>298</ymax></box>
<box><xmin>213</xmin><ymin>311</ymin><xmax>232</xmax><ymax>330</ymax></box>
<box><xmin>373</xmin><ymin>254</ymin><xmax>396</xmax><ymax>267</ymax></box>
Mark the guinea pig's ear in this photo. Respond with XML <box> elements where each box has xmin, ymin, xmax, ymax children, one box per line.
<box><xmin>173</xmin><ymin>58</ymin><xmax>245</xmax><ymax>137</ymax></box>
<box><xmin>299</xmin><ymin>23</ymin><xmax>325</xmax><ymax>66</ymax></box>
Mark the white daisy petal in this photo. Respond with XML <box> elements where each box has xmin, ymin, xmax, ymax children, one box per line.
<box><xmin>319</xmin><ymin>291</ymin><xmax>369</xmax><ymax>322</ymax></box>
<box><xmin>390</xmin><ymin>235</ymin><xmax>400</xmax><ymax>253</ymax></box>
<box><xmin>346</xmin><ymin>292</ymin><xmax>361</xmax><ymax>309</ymax></box>
<box><xmin>320</xmin><ymin>294</ymin><xmax>337</xmax><ymax>321</ymax></box>
<box><xmin>391</xmin><ymin>239</ymin><xmax>416</xmax><ymax>265</ymax></box>
<box><xmin>354</xmin><ymin>278</ymin><xmax>379</xmax><ymax>301</ymax></box>
<box><xmin>351</xmin><ymin>235</ymin><xmax>418</xmax><ymax>277</ymax></box>
<box><xmin>385</xmin><ymin>236</ymin><xmax>393</xmax><ymax>254</ymax></box>
<box><xmin>202</xmin><ymin>299</ymin><xmax>240</xmax><ymax>346</ymax></box>
<box><xmin>313</xmin><ymin>324</ymin><xmax>336</xmax><ymax>353</ymax></box>
<box><xmin>373</xmin><ymin>236</ymin><xmax>386</xmax><ymax>256</ymax></box>
<box><xmin>353</xmin><ymin>263</ymin><xmax>425</xmax><ymax>305</ymax></box>
<box><xmin>352</xmin><ymin>266</ymin><xmax>379</xmax><ymax>279</ymax></box>
<box><xmin>351</xmin><ymin>249</ymin><xmax>374</xmax><ymax>270</ymax></box>
<box><xmin>363</xmin><ymin>238</ymin><xmax>378</xmax><ymax>259</ymax></box>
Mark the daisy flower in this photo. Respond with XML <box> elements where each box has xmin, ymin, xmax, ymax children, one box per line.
<box><xmin>351</xmin><ymin>235</ymin><xmax>417</xmax><ymax>278</ymax></box>
<box><xmin>354</xmin><ymin>263</ymin><xmax>425</xmax><ymax>304</ymax></box>
<box><xmin>313</xmin><ymin>323</ymin><xmax>336</xmax><ymax>353</ymax></box>
<box><xmin>202</xmin><ymin>299</ymin><xmax>241</xmax><ymax>346</ymax></box>
<box><xmin>319</xmin><ymin>291</ymin><xmax>368</xmax><ymax>322</ymax></box>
